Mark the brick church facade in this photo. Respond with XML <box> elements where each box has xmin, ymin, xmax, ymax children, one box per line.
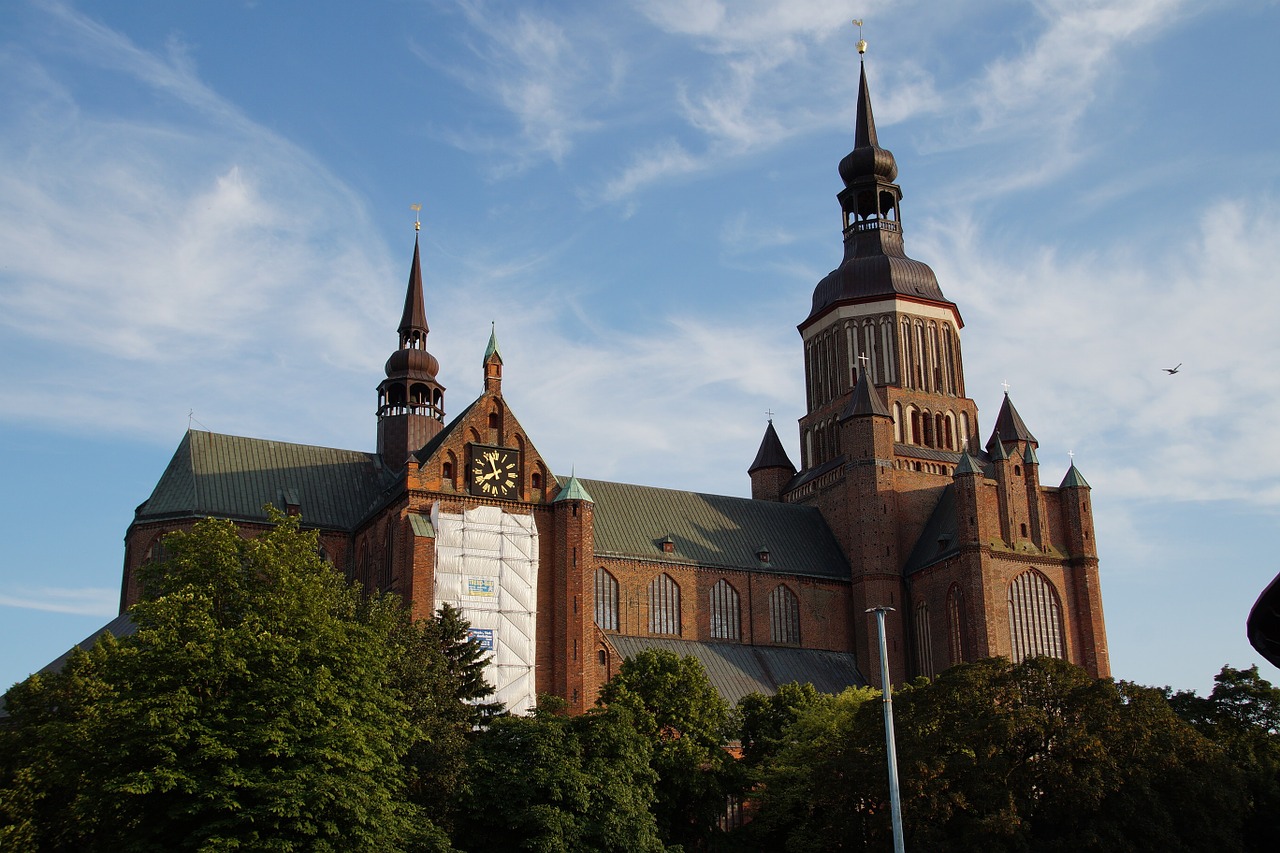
<box><xmin>120</xmin><ymin>59</ymin><xmax>1108</xmax><ymax>714</ymax></box>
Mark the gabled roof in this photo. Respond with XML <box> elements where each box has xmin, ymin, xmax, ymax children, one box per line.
<box><xmin>578</xmin><ymin>478</ymin><xmax>849</xmax><ymax>579</ymax></box>
<box><xmin>748</xmin><ymin>420</ymin><xmax>795</xmax><ymax>474</ymax></box>
<box><xmin>136</xmin><ymin>431</ymin><xmax>390</xmax><ymax>531</ymax></box>
<box><xmin>606</xmin><ymin>636</ymin><xmax>865</xmax><ymax>706</ymax></box>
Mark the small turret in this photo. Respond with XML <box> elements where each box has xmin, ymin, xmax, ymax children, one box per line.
<box><xmin>483</xmin><ymin>323</ymin><xmax>503</xmax><ymax>395</ymax></box>
<box><xmin>749</xmin><ymin>420</ymin><xmax>796</xmax><ymax>502</ymax></box>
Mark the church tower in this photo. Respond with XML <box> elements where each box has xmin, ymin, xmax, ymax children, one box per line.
<box><xmin>377</xmin><ymin>234</ymin><xmax>446</xmax><ymax>468</ymax></box>
<box><xmin>797</xmin><ymin>56</ymin><xmax>979</xmax><ymax>474</ymax></box>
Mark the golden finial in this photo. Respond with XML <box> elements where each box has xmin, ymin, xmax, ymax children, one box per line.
<box><xmin>411</xmin><ymin>202</ymin><xmax>422</xmax><ymax>232</ymax></box>
<box><xmin>853</xmin><ymin>19</ymin><xmax>867</xmax><ymax>55</ymax></box>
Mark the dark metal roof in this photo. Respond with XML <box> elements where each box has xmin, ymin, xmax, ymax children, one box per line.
<box><xmin>987</xmin><ymin>393</ymin><xmax>1038</xmax><ymax>451</ymax></box>
<box><xmin>578</xmin><ymin>478</ymin><xmax>849</xmax><ymax>579</ymax></box>
<box><xmin>893</xmin><ymin>443</ymin><xmax>963</xmax><ymax>464</ymax></box>
<box><xmin>748</xmin><ymin>420</ymin><xmax>795</xmax><ymax>474</ymax></box>
<box><xmin>606</xmin><ymin>635</ymin><xmax>865</xmax><ymax>706</ymax></box>
<box><xmin>399</xmin><ymin>235</ymin><xmax>429</xmax><ymax>339</ymax></box>
<box><xmin>842</xmin><ymin>373</ymin><xmax>891</xmax><ymax>419</ymax></box>
<box><xmin>41</xmin><ymin>613</ymin><xmax>138</xmax><ymax>675</ymax></box>
<box><xmin>136</xmin><ymin>431</ymin><xmax>390</xmax><ymax>531</ymax></box>
<box><xmin>904</xmin><ymin>485</ymin><xmax>960</xmax><ymax>575</ymax></box>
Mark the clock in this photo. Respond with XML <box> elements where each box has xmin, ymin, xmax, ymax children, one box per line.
<box><xmin>469</xmin><ymin>445</ymin><xmax>520</xmax><ymax>498</ymax></box>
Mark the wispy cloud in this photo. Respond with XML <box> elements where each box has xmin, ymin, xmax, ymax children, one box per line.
<box><xmin>0</xmin><ymin>587</ymin><xmax>118</xmax><ymax>617</ymax></box>
<box><xmin>919</xmin><ymin>194</ymin><xmax>1280</xmax><ymax>506</ymax></box>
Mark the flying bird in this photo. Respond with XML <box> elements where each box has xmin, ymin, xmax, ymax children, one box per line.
<box><xmin>1163</xmin><ymin>363</ymin><xmax>1182</xmax><ymax>375</ymax></box>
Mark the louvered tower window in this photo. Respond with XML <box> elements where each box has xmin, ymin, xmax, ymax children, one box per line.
<box><xmin>594</xmin><ymin>567</ymin><xmax>619</xmax><ymax>631</ymax></box>
<box><xmin>914</xmin><ymin>600</ymin><xmax>935</xmax><ymax>678</ymax></box>
<box><xmin>648</xmin><ymin>573</ymin><xmax>681</xmax><ymax>635</ymax></box>
<box><xmin>1008</xmin><ymin>570</ymin><xmax>1065</xmax><ymax>661</ymax></box>
<box><xmin>709</xmin><ymin>580</ymin><xmax>741</xmax><ymax>640</ymax></box>
<box><xmin>769</xmin><ymin>584</ymin><xmax>801</xmax><ymax>645</ymax></box>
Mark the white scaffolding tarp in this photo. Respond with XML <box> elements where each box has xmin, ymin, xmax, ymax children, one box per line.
<box><xmin>432</xmin><ymin>504</ymin><xmax>539</xmax><ymax>715</ymax></box>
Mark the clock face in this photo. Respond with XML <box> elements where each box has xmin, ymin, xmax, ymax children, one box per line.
<box><xmin>470</xmin><ymin>445</ymin><xmax>520</xmax><ymax>498</ymax></box>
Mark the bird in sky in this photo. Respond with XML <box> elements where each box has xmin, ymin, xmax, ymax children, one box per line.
<box><xmin>1163</xmin><ymin>363</ymin><xmax>1182</xmax><ymax>375</ymax></box>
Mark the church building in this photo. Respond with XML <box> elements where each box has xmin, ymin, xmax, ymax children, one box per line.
<box><xmin>120</xmin><ymin>58</ymin><xmax>1109</xmax><ymax>715</ymax></box>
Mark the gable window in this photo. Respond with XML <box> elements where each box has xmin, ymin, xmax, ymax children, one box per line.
<box><xmin>1008</xmin><ymin>569</ymin><xmax>1065</xmax><ymax>661</ymax></box>
<box><xmin>594</xmin><ymin>567</ymin><xmax>619</xmax><ymax>631</ymax></box>
<box><xmin>709</xmin><ymin>579</ymin><xmax>741</xmax><ymax>641</ymax></box>
<box><xmin>769</xmin><ymin>584</ymin><xmax>801</xmax><ymax>645</ymax></box>
<box><xmin>648</xmin><ymin>573</ymin><xmax>681</xmax><ymax>635</ymax></box>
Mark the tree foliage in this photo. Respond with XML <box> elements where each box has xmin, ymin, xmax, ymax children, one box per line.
<box><xmin>453</xmin><ymin>700</ymin><xmax>663</xmax><ymax>853</ymax></box>
<box><xmin>744</xmin><ymin>656</ymin><xmax>1248</xmax><ymax>853</ymax></box>
<box><xmin>0</xmin><ymin>512</ymin><xmax>482</xmax><ymax>852</ymax></box>
<box><xmin>597</xmin><ymin>649</ymin><xmax>737</xmax><ymax>851</ymax></box>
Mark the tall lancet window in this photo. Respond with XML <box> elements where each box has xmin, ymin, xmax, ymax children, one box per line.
<box><xmin>648</xmin><ymin>573</ymin><xmax>681</xmax><ymax>636</ymax></box>
<box><xmin>1008</xmin><ymin>570</ymin><xmax>1066</xmax><ymax>661</ymax></box>
<box><xmin>914</xmin><ymin>600</ymin><xmax>935</xmax><ymax>678</ymax></box>
<box><xmin>594</xmin><ymin>568</ymin><xmax>619</xmax><ymax>631</ymax></box>
<box><xmin>770</xmin><ymin>584</ymin><xmax>801</xmax><ymax>645</ymax></box>
<box><xmin>709</xmin><ymin>579</ymin><xmax>741</xmax><ymax>641</ymax></box>
<box><xmin>947</xmin><ymin>584</ymin><xmax>967</xmax><ymax>666</ymax></box>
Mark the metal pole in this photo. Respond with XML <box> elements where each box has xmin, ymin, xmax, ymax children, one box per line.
<box><xmin>867</xmin><ymin>605</ymin><xmax>905</xmax><ymax>853</ymax></box>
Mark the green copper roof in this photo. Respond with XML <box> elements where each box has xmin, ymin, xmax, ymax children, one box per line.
<box><xmin>553</xmin><ymin>474</ymin><xmax>595</xmax><ymax>503</ymax></box>
<box><xmin>136</xmin><ymin>430</ymin><xmax>389</xmax><ymax>531</ymax></box>
<box><xmin>1023</xmin><ymin>443</ymin><xmax>1039</xmax><ymax>465</ymax></box>
<box><xmin>577</xmin><ymin>478</ymin><xmax>849</xmax><ymax>579</ymax></box>
<box><xmin>484</xmin><ymin>323</ymin><xmax>502</xmax><ymax>362</ymax></box>
<box><xmin>1059</xmin><ymin>463</ymin><xmax>1090</xmax><ymax>489</ymax></box>
<box><xmin>954</xmin><ymin>451</ymin><xmax>982</xmax><ymax>476</ymax></box>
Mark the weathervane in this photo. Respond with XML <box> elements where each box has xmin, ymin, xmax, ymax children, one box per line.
<box><xmin>411</xmin><ymin>202</ymin><xmax>422</xmax><ymax>232</ymax></box>
<box><xmin>853</xmin><ymin>18</ymin><xmax>867</xmax><ymax>55</ymax></box>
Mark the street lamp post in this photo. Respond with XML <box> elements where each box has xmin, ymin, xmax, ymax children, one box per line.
<box><xmin>867</xmin><ymin>605</ymin><xmax>906</xmax><ymax>853</ymax></box>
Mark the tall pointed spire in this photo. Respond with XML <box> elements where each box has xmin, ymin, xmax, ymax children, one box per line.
<box><xmin>378</xmin><ymin>234</ymin><xmax>446</xmax><ymax>467</ymax></box>
<box><xmin>399</xmin><ymin>236</ymin><xmax>430</xmax><ymax>345</ymax></box>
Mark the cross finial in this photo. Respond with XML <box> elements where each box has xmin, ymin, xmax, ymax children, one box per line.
<box><xmin>765</xmin><ymin>408</ymin><xmax>775</xmax><ymax>423</ymax></box>
<box><xmin>858</xmin><ymin>352</ymin><xmax>871</xmax><ymax>369</ymax></box>
<box><xmin>852</xmin><ymin>19</ymin><xmax>867</xmax><ymax>55</ymax></box>
<box><xmin>1068</xmin><ymin>449</ymin><xmax>1075</xmax><ymax>462</ymax></box>
<box><xmin>411</xmin><ymin>202</ymin><xmax>422</xmax><ymax>232</ymax></box>
<box><xmin>1001</xmin><ymin>379</ymin><xmax>1011</xmax><ymax>395</ymax></box>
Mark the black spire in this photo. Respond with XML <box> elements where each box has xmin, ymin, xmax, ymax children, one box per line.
<box><xmin>986</xmin><ymin>393</ymin><xmax>1038</xmax><ymax>453</ymax></box>
<box><xmin>399</xmin><ymin>236</ymin><xmax>429</xmax><ymax>346</ymax></box>
<box><xmin>749</xmin><ymin>420</ymin><xmax>796</xmax><ymax>474</ymax></box>
<box><xmin>806</xmin><ymin>59</ymin><xmax>951</xmax><ymax>326</ymax></box>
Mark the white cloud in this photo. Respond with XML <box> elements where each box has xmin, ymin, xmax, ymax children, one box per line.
<box><xmin>919</xmin><ymin>194</ymin><xmax>1280</xmax><ymax>506</ymax></box>
<box><xmin>0</xmin><ymin>587</ymin><xmax>118</xmax><ymax>617</ymax></box>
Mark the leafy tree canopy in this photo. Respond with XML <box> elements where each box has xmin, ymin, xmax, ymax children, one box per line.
<box><xmin>0</xmin><ymin>511</ymin><xmax>481</xmax><ymax>853</ymax></box>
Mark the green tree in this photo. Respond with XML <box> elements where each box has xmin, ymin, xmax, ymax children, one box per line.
<box><xmin>0</xmin><ymin>512</ymin><xmax>474</xmax><ymax>852</ymax></box>
<box><xmin>745</xmin><ymin>657</ymin><xmax>1245</xmax><ymax>853</ymax></box>
<box><xmin>1170</xmin><ymin>665</ymin><xmax>1280</xmax><ymax>851</ymax></box>
<box><xmin>737</xmin><ymin>682</ymin><xmax>822</xmax><ymax>769</ymax></box>
<box><xmin>453</xmin><ymin>700</ymin><xmax>662</xmax><ymax>853</ymax></box>
<box><xmin>597</xmin><ymin>649</ymin><xmax>736</xmax><ymax>851</ymax></box>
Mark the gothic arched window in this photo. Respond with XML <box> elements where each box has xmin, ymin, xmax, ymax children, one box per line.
<box><xmin>709</xmin><ymin>579</ymin><xmax>741</xmax><ymax>641</ymax></box>
<box><xmin>947</xmin><ymin>584</ymin><xmax>967</xmax><ymax>666</ymax></box>
<box><xmin>648</xmin><ymin>573</ymin><xmax>681</xmax><ymax>635</ymax></box>
<box><xmin>1008</xmin><ymin>569</ymin><xmax>1066</xmax><ymax>661</ymax></box>
<box><xmin>769</xmin><ymin>584</ymin><xmax>801</xmax><ymax>645</ymax></box>
<box><xmin>914</xmin><ymin>600</ymin><xmax>935</xmax><ymax>678</ymax></box>
<box><xmin>595</xmin><ymin>567</ymin><xmax>619</xmax><ymax>631</ymax></box>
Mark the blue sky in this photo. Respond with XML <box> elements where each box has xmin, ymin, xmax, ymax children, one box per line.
<box><xmin>3</xmin><ymin>0</ymin><xmax>1279</xmax><ymax>696</ymax></box>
